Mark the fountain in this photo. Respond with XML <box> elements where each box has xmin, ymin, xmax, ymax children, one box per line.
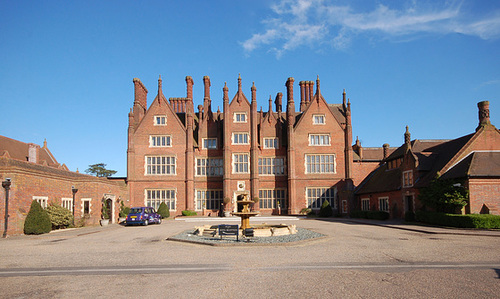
<box><xmin>231</xmin><ymin>193</ymin><xmax>259</xmax><ymax>230</ymax></box>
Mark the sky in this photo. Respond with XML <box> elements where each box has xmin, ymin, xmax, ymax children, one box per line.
<box><xmin>1</xmin><ymin>0</ymin><xmax>499</xmax><ymax>177</ymax></box>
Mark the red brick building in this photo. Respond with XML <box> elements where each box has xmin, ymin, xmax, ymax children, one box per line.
<box><xmin>127</xmin><ymin>75</ymin><xmax>364</xmax><ymax>216</ymax></box>
<box><xmin>0</xmin><ymin>136</ymin><xmax>128</xmax><ymax>236</ymax></box>
<box><xmin>355</xmin><ymin>101</ymin><xmax>500</xmax><ymax>217</ymax></box>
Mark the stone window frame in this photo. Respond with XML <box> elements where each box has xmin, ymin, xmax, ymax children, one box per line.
<box><xmin>202</xmin><ymin>138</ymin><xmax>217</xmax><ymax>150</ymax></box>
<box><xmin>145</xmin><ymin>156</ymin><xmax>176</xmax><ymax>176</ymax></box>
<box><xmin>308</xmin><ymin>134</ymin><xmax>331</xmax><ymax>146</ymax></box>
<box><xmin>149</xmin><ymin>135</ymin><xmax>172</xmax><ymax>148</ymax></box>
<box><xmin>33</xmin><ymin>196</ymin><xmax>48</xmax><ymax>209</ymax></box>
<box><xmin>306</xmin><ymin>187</ymin><xmax>337</xmax><ymax>209</ymax></box>
<box><xmin>259</xmin><ymin>189</ymin><xmax>286</xmax><ymax>209</ymax></box>
<box><xmin>305</xmin><ymin>154</ymin><xmax>336</xmax><ymax>174</ymax></box>
<box><xmin>81</xmin><ymin>198</ymin><xmax>92</xmax><ymax>216</ymax></box>
<box><xmin>195</xmin><ymin>157</ymin><xmax>223</xmax><ymax>177</ymax></box>
<box><xmin>154</xmin><ymin>115</ymin><xmax>167</xmax><ymax>126</ymax></box>
<box><xmin>233</xmin><ymin>112</ymin><xmax>247</xmax><ymax>123</ymax></box>
<box><xmin>263</xmin><ymin>137</ymin><xmax>279</xmax><ymax>149</ymax></box>
<box><xmin>232</xmin><ymin>132</ymin><xmax>250</xmax><ymax>145</ymax></box>
<box><xmin>378</xmin><ymin>197</ymin><xmax>389</xmax><ymax>212</ymax></box>
<box><xmin>313</xmin><ymin>114</ymin><xmax>326</xmax><ymax>125</ymax></box>
<box><xmin>361</xmin><ymin>198</ymin><xmax>370</xmax><ymax>211</ymax></box>
<box><xmin>232</xmin><ymin>153</ymin><xmax>250</xmax><ymax>174</ymax></box>
<box><xmin>403</xmin><ymin>170</ymin><xmax>414</xmax><ymax>187</ymax></box>
<box><xmin>61</xmin><ymin>197</ymin><xmax>73</xmax><ymax>212</ymax></box>
<box><xmin>145</xmin><ymin>189</ymin><xmax>176</xmax><ymax>211</ymax></box>
<box><xmin>195</xmin><ymin>189</ymin><xmax>223</xmax><ymax>211</ymax></box>
<box><xmin>258</xmin><ymin>156</ymin><xmax>286</xmax><ymax>176</ymax></box>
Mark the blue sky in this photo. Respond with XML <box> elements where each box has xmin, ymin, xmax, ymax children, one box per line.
<box><xmin>1</xmin><ymin>0</ymin><xmax>499</xmax><ymax>177</ymax></box>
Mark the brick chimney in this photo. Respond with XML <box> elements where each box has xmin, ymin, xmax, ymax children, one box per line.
<box><xmin>299</xmin><ymin>81</ymin><xmax>306</xmax><ymax>112</ymax></box>
<box><xmin>286</xmin><ymin>77</ymin><xmax>295</xmax><ymax>114</ymax></box>
<box><xmin>28</xmin><ymin>143</ymin><xmax>38</xmax><ymax>163</ymax></box>
<box><xmin>383</xmin><ymin>143</ymin><xmax>390</xmax><ymax>160</ymax></box>
<box><xmin>186</xmin><ymin>76</ymin><xmax>194</xmax><ymax>99</ymax></box>
<box><xmin>133</xmin><ymin>78</ymin><xmax>148</xmax><ymax>109</ymax></box>
<box><xmin>476</xmin><ymin>101</ymin><xmax>491</xmax><ymax>131</ymax></box>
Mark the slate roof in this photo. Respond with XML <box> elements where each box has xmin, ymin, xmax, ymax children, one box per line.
<box><xmin>441</xmin><ymin>151</ymin><xmax>500</xmax><ymax>179</ymax></box>
<box><xmin>0</xmin><ymin>135</ymin><xmax>59</xmax><ymax>167</ymax></box>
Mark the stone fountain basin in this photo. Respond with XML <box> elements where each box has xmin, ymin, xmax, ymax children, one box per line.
<box><xmin>194</xmin><ymin>223</ymin><xmax>297</xmax><ymax>238</ymax></box>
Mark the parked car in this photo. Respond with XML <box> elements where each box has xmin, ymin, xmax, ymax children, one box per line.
<box><xmin>125</xmin><ymin>207</ymin><xmax>162</xmax><ymax>226</ymax></box>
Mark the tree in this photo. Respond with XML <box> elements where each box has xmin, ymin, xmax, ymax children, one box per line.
<box><xmin>418</xmin><ymin>177</ymin><xmax>468</xmax><ymax>213</ymax></box>
<box><xmin>157</xmin><ymin>202</ymin><xmax>170</xmax><ymax>219</ymax></box>
<box><xmin>85</xmin><ymin>163</ymin><xmax>117</xmax><ymax>177</ymax></box>
<box><xmin>24</xmin><ymin>200</ymin><xmax>52</xmax><ymax>235</ymax></box>
<box><xmin>319</xmin><ymin>199</ymin><xmax>334</xmax><ymax>217</ymax></box>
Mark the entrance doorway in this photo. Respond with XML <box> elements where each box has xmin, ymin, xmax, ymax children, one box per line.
<box><xmin>405</xmin><ymin>195</ymin><xmax>414</xmax><ymax>212</ymax></box>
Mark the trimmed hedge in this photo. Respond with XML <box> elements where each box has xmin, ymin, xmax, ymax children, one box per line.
<box><xmin>181</xmin><ymin>210</ymin><xmax>197</xmax><ymax>216</ymax></box>
<box><xmin>157</xmin><ymin>202</ymin><xmax>170</xmax><ymax>219</ymax></box>
<box><xmin>416</xmin><ymin>211</ymin><xmax>500</xmax><ymax>229</ymax></box>
<box><xmin>318</xmin><ymin>200</ymin><xmax>333</xmax><ymax>217</ymax></box>
<box><xmin>350</xmin><ymin>210</ymin><xmax>390</xmax><ymax>220</ymax></box>
<box><xmin>24</xmin><ymin>200</ymin><xmax>52</xmax><ymax>235</ymax></box>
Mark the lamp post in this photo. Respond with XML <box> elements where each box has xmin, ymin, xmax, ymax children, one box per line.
<box><xmin>71</xmin><ymin>186</ymin><xmax>78</xmax><ymax>226</ymax></box>
<box><xmin>2</xmin><ymin>178</ymin><xmax>11</xmax><ymax>238</ymax></box>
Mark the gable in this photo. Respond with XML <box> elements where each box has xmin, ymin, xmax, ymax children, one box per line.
<box><xmin>134</xmin><ymin>95</ymin><xmax>186</xmax><ymax>139</ymax></box>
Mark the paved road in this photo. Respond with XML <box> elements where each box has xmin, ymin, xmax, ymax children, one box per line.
<box><xmin>1</xmin><ymin>218</ymin><xmax>499</xmax><ymax>298</ymax></box>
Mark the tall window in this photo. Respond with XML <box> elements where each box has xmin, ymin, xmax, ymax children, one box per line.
<box><xmin>313</xmin><ymin>114</ymin><xmax>325</xmax><ymax>125</ymax></box>
<box><xmin>258</xmin><ymin>157</ymin><xmax>285</xmax><ymax>175</ymax></box>
<box><xmin>33</xmin><ymin>196</ymin><xmax>48</xmax><ymax>209</ymax></box>
<box><xmin>145</xmin><ymin>156</ymin><xmax>176</xmax><ymax>175</ymax></box>
<box><xmin>361</xmin><ymin>198</ymin><xmax>370</xmax><ymax>211</ymax></box>
<box><xmin>309</xmin><ymin>134</ymin><xmax>330</xmax><ymax>146</ymax></box>
<box><xmin>196</xmin><ymin>190</ymin><xmax>223</xmax><ymax>210</ymax></box>
<box><xmin>154</xmin><ymin>115</ymin><xmax>167</xmax><ymax>125</ymax></box>
<box><xmin>233</xmin><ymin>153</ymin><xmax>249</xmax><ymax>173</ymax></box>
<box><xmin>146</xmin><ymin>189</ymin><xmax>176</xmax><ymax>211</ymax></box>
<box><xmin>379</xmin><ymin>197</ymin><xmax>389</xmax><ymax>212</ymax></box>
<box><xmin>263</xmin><ymin>137</ymin><xmax>279</xmax><ymax>149</ymax></box>
<box><xmin>62</xmin><ymin>198</ymin><xmax>73</xmax><ymax>212</ymax></box>
<box><xmin>81</xmin><ymin>198</ymin><xmax>91</xmax><ymax>215</ymax></box>
<box><xmin>196</xmin><ymin>158</ymin><xmax>223</xmax><ymax>176</ymax></box>
<box><xmin>306</xmin><ymin>154</ymin><xmax>336</xmax><ymax>173</ymax></box>
<box><xmin>234</xmin><ymin>112</ymin><xmax>247</xmax><ymax>123</ymax></box>
<box><xmin>203</xmin><ymin>138</ymin><xmax>217</xmax><ymax>149</ymax></box>
<box><xmin>150</xmin><ymin>135</ymin><xmax>171</xmax><ymax>147</ymax></box>
<box><xmin>259</xmin><ymin>189</ymin><xmax>286</xmax><ymax>209</ymax></box>
<box><xmin>232</xmin><ymin>133</ymin><xmax>249</xmax><ymax>144</ymax></box>
<box><xmin>306</xmin><ymin>187</ymin><xmax>337</xmax><ymax>209</ymax></box>
<box><xmin>403</xmin><ymin>170</ymin><xmax>413</xmax><ymax>187</ymax></box>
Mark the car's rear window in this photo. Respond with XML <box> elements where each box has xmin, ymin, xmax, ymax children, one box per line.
<box><xmin>130</xmin><ymin>208</ymin><xmax>143</xmax><ymax>214</ymax></box>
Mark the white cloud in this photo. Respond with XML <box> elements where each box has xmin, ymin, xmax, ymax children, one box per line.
<box><xmin>242</xmin><ymin>0</ymin><xmax>500</xmax><ymax>56</ymax></box>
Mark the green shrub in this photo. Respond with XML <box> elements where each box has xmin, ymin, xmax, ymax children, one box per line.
<box><xmin>157</xmin><ymin>202</ymin><xmax>170</xmax><ymax>219</ymax></box>
<box><xmin>350</xmin><ymin>210</ymin><xmax>368</xmax><ymax>219</ymax></box>
<box><xmin>404</xmin><ymin>211</ymin><xmax>416</xmax><ymax>222</ymax></box>
<box><xmin>319</xmin><ymin>200</ymin><xmax>333</xmax><ymax>217</ymax></box>
<box><xmin>416</xmin><ymin>211</ymin><xmax>500</xmax><ymax>228</ymax></box>
<box><xmin>300</xmin><ymin>208</ymin><xmax>312</xmax><ymax>215</ymax></box>
<box><xmin>182</xmin><ymin>210</ymin><xmax>197</xmax><ymax>216</ymax></box>
<box><xmin>24</xmin><ymin>200</ymin><xmax>52</xmax><ymax>235</ymax></box>
<box><xmin>46</xmin><ymin>203</ymin><xmax>73</xmax><ymax>229</ymax></box>
<box><xmin>119</xmin><ymin>201</ymin><xmax>130</xmax><ymax>218</ymax></box>
<box><xmin>101</xmin><ymin>201</ymin><xmax>110</xmax><ymax>220</ymax></box>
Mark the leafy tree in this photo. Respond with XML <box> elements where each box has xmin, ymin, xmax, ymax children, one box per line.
<box><xmin>24</xmin><ymin>200</ymin><xmax>52</xmax><ymax>235</ymax></box>
<box><xmin>101</xmin><ymin>201</ymin><xmax>110</xmax><ymax>220</ymax></box>
<box><xmin>85</xmin><ymin>163</ymin><xmax>117</xmax><ymax>177</ymax></box>
<box><xmin>418</xmin><ymin>177</ymin><xmax>468</xmax><ymax>213</ymax></box>
<box><xmin>119</xmin><ymin>201</ymin><xmax>130</xmax><ymax>218</ymax></box>
<box><xmin>46</xmin><ymin>203</ymin><xmax>73</xmax><ymax>229</ymax></box>
<box><xmin>157</xmin><ymin>202</ymin><xmax>170</xmax><ymax>219</ymax></box>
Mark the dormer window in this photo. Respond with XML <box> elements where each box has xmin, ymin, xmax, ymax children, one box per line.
<box><xmin>313</xmin><ymin>114</ymin><xmax>325</xmax><ymax>125</ymax></box>
<box><xmin>154</xmin><ymin>115</ymin><xmax>167</xmax><ymax>126</ymax></box>
<box><xmin>234</xmin><ymin>112</ymin><xmax>247</xmax><ymax>123</ymax></box>
<box><xmin>403</xmin><ymin>170</ymin><xmax>413</xmax><ymax>187</ymax></box>
<box><xmin>263</xmin><ymin>137</ymin><xmax>279</xmax><ymax>149</ymax></box>
<box><xmin>203</xmin><ymin>138</ymin><xmax>217</xmax><ymax>149</ymax></box>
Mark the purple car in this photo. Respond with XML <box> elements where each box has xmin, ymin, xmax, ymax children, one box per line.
<box><xmin>126</xmin><ymin>207</ymin><xmax>162</xmax><ymax>226</ymax></box>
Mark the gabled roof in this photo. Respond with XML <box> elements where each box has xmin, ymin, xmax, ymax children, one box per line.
<box><xmin>0</xmin><ymin>135</ymin><xmax>59</xmax><ymax>167</ymax></box>
<box><xmin>355</xmin><ymin>164</ymin><xmax>402</xmax><ymax>195</ymax></box>
<box><xmin>441</xmin><ymin>151</ymin><xmax>500</xmax><ymax>179</ymax></box>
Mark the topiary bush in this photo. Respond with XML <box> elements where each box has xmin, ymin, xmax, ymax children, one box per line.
<box><xmin>46</xmin><ymin>203</ymin><xmax>73</xmax><ymax>229</ymax></box>
<box><xmin>182</xmin><ymin>210</ymin><xmax>197</xmax><ymax>216</ymax></box>
<box><xmin>157</xmin><ymin>202</ymin><xmax>170</xmax><ymax>219</ymax></box>
<box><xmin>119</xmin><ymin>201</ymin><xmax>130</xmax><ymax>218</ymax></box>
<box><xmin>318</xmin><ymin>200</ymin><xmax>334</xmax><ymax>217</ymax></box>
<box><xmin>24</xmin><ymin>200</ymin><xmax>52</xmax><ymax>235</ymax></box>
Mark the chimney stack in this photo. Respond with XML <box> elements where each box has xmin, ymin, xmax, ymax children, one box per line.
<box><xmin>383</xmin><ymin>143</ymin><xmax>390</xmax><ymax>160</ymax></box>
<box><xmin>186</xmin><ymin>76</ymin><xmax>194</xmax><ymax>99</ymax></box>
<box><xmin>477</xmin><ymin>101</ymin><xmax>491</xmax><ymax>131</ymax></box>
<box><xmin>203</xmin><ymin>76</ymin><xmax>211</xmax><ymax>100</ymax></box>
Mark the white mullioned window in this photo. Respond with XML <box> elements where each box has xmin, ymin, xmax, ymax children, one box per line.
<box><xmin>379</xmin><ymin>197</ymin><xmax>389</xmax><ymax>212</ymax></box>
<box><xmin>146</xmin><ymin>189</ymin><xmax>176</xmax><ymax>211</ymax></box>
<box><xmin>81</xmin><ymin>198</ymin><xmax>91</xmax><ymax>215</ymax></box>
<box><xmin>313</xmin><ymin>114</ymin><xmax>325</xmax><ymax>125</ymax></box>
<box><xmin>232</xmin><ymin>133</ymin><xmax>249</xmax><ymax>144</ymax></box>
<box><xmin>145</xmin><ymin>156</ymin><xmax>176</xmax><ymax>175</ymax></box>
<box><xmin>203</xmin><ymin>138</ymin><xmax>217</xmax><ymax>149</ymax></box>
<box><xmin>33</xmin><ymin>196</ymin><xmax>48</xmax><ymax>209</ymax></box>
<box><xmin>62</xmin><ymin>198</ymin><xmax>73</xmax><ymax>212</ymax></box>
<box><xmin>233</xmin><ymin>153</ymin><xmax>249</xmax><ymax>173</ymax></box>
<box><xmin>403</xmin><ymin>170</ymin><xmax>413</xmax><ymax>187</ymax></box>
<box><xmin>306</xmin><ymin>187</ymin><xmax>337</xmax><ymax>209</ymax></box>
<box><xmin>306</xmin><ymin>154</ymin><xmax>336</xmax><ymax>173</ymax></box>
<box><xmin>259</xmin><ymin>189</ymin><xmax>286</xmax><ymax>209</ymax></box>
<box><xmin>361</xmin><ymin>198</ymin><xmax>370</xmax><ymax>211</ymax></box>
<box><xmin>196</xmin><ymin>190</ymin><xmax>223</xmax><ymax>210</ymax></box>
<box><xmin>150</xmin><ymin>135</ymin><xmax>171</xmax><ymax>147</ymax></box>
<box><xmin>234</xmin><ymin>112</ymin><xmax>247</xmax><ymax>123</ymax></box>
<box><xmin>154</xmin><ymin>115</ymin><xmax>167</xmax><ymax>125</ymax></box>
<box><xmin>196</xmin><ymin>158</ymin><xmax>223</xmax><ymax>176</ymax></box>
<box><xmin>258</xmin><ymin>157</ymin><xmax>285</xmax><ymax>175</ymax></box>
<box><xmin>309</xmin><ymin>134</ymin><xmax>331</xmax><ymax>146</ymax></box>
<box><xmin>263</xmin><ymin>137</ymin><xmax>279</xmax><ymax>149</ymax></box>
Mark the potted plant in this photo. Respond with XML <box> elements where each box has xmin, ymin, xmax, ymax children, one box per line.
<box><xmin>223</xmin><ymin>197</ymin><xmax>231</xmax><ymax>217</ymax></box>
<box><xmin>118</xmin><ymin>201</ymin><xmax>130</xmax><ymax>223</ymax></box>
<box><xmin>100</xmin><ymin>201</ymin><xmax>110</xmax><ymax>226</ymax></box>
